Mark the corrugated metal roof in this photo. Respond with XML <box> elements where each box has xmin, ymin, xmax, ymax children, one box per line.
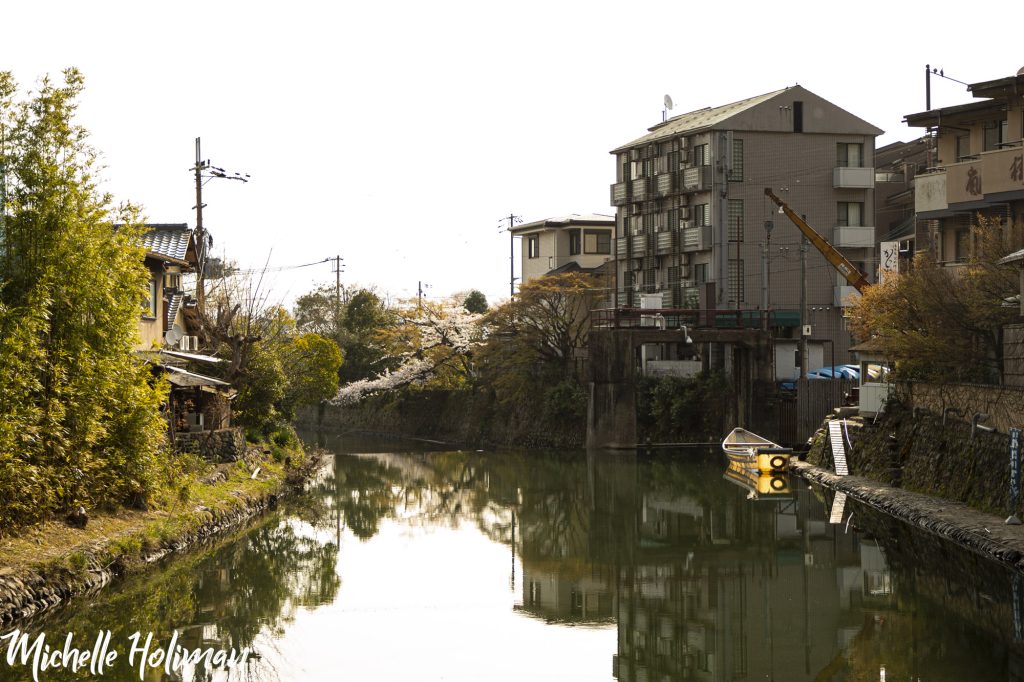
<box><xmin>612</xmin><ymin>89</ymin><xmax>789</xmax><ymax>152</ymax></box>
<box><xmin>141</xmin><ymin>224</ymin><xmax>193</xmax><ymax>261</ymax></box>
<box><xmin>161</xmin><ymin>364</ymin><xmax>231</xmax><ymax>388</ymax></box>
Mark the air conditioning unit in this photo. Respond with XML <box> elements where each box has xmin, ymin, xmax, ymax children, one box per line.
<box><xmin>679</xmin><ymin>207</ymin><xmax>691</xmax><ymax>220</ymax></box>
<box><xmin>680</xmin><ymin>220</ymin><xmax>693</xmax><ymax>230</ymax></box>
<box><xmin>680</xmin><ymin>137</ymin><xmax>689</xmax><ymax>149</ymax></box>
<box><xmin>680</xmin><ymin>265</ymin><xmax>691</xmax><ymax>278</ymax></box>
<box><xmin>680</xmin><ymin>253</ymin><xmax>691</xmax><ymax>265</ymax></box>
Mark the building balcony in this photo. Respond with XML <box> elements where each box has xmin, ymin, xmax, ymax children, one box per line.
<box><xmin>834</xmin><ymin>285</ymin><xmax>862</xmax><ymax>307</ymax></box>
<box><xmin>610</xmin><ymin>181</ymin><xmax>631</xmax><ymax>206</ymax></box>
<box><xmin>833</xmin><ymin>166</ymin><xmax>875</xmax><ymax>189</ymax></box>
<box><xmin>631</xmin><ymin>234</ymin><xmax>647</xmax><ymax>253</ymax></box>
<box><xmin>914</xmin><ymin>143</ymin><xmax>1024</xmax><ymax>213</ymax></box>
<box><xmin>681</xmin><ymin>225</ymin><xmax>712</xmax><ymax>251</ymax></box>
<box><xmin>615</xmin><ymin>237</ymin><xmax>628</xmax><ymax>259</ymax></box>
<box><xmin>914</xmin><ymin>170</ymin><xmax>947</xmax><ymax>213</ymax></box>
<box><xmin>833</xmin><ymin>225</ymin><xmax>875</xmax><ymax>248</ymax></box>
<box><xmin>678</xmin><ymin>166</ymin><xmax>711</xmax><ymax>193</ymax></box>
<box><xmin>631</xmin><ymin>177</ymin><xmax>653</xmax><ymax>201</ymax></box>
<box><xmin>656</xmin><ymin>230</ymin><xmax>674</xmax><ymax>254</ymax></box>
<box><xmin>655</xmin><ymin>172</ymin><xmax>674</xmax><ymax>196</ymax></box>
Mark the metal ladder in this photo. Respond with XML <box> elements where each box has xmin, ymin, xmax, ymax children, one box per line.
<box><xmin>828</xmin><ymin>420</ymin><xmax>849</xmax><ymax>476</ymax></box>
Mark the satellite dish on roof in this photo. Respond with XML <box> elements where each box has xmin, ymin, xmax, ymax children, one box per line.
<box><xmin>1018</xmin><ymin>66</ymin><xmax>1024</xmax><ymax>76</ymax></box>
<box><xmin>664</xmin><ymin>94</ymin><xmax>674</xmax><ymax>111</ymax></box>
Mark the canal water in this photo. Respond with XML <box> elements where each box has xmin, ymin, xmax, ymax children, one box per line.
<box><xmin>4</xmin><ymin>435</ymin><xmax>1024</xmax><ymax>681</ymax></box>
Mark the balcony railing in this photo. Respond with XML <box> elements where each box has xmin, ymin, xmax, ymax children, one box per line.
<box><xmin>679</xmin><ymin>165</ymin><xmax>711</xmax><ymax>192</ymax></box>
<box><xmin>615</xmin><ymin>237</ymin><xmax>628</xmax><ymax>258</ymax></box>
<box><xmin>681</xmin><ymin>225</ymin><xmax>712</xmax><ymax>251</ymax></box>
<box><xmin>915</xmin><ymin>144</ymin><xmax>1024</xmax><ymax>211</ymax></box>
<box><xmin>833</xmin><ymin>225</ymin><xmax>875</xmax><ymax>248</ymax></box>
<box><xmin>833</xmin><ymin>166</ymin><xmax>874</xmax><ymax>189</ymax></box>
<box><xmin>591</xmin><ymin>307</ymin><xmax>800</xmax><ymax>331</ymax></box>
<box><xmin>656</xmin><ymin>230</ymin><xmax>674</xmax><ymax>254</ymax></box>
<box><xmin>610</xmin><ymin>181</ymin><xmax>631</xmax><ymax>206</ymax></box>
<box><xmin>655</xmin><ymin>173</ymin><xmax>674</xmax><ymax>196</ymax></box>
<box><xmin>631</xmin><ymin>177</ymin><xmax>652</xmax><ymax>201</ymax></box>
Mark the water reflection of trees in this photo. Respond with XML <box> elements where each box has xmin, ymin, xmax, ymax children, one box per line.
<box><xmin>7</xmin><ymin>501</ymin><xmax>340</xmax><ymax>680</ymax></box>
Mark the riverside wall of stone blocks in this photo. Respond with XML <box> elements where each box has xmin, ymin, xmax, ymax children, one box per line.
<box><xmin>175</xmin><ymin>427</ymin><xmax>246</xmax><ymax>462</ymax></box>
<box><xmin>896</xmin><ymin>381</ymin><xmax>1024</xmax><ymax>435</ymax></box>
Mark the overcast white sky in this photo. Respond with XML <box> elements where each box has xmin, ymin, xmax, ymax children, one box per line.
<box><xmin>6</xmin><ymin>1</ymin><xmax>1022</xmax><ymax>308</ymax></box>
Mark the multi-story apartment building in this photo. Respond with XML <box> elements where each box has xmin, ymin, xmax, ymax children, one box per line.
<box><xmin>905</xmin><ymin>68</ymin><xmax>1024</xmax><ymax>264</ymax></box>
<box><xmin>609</xmin><ymin>85</ymin><xmax>882</xmax><ymax>363</ymax></box>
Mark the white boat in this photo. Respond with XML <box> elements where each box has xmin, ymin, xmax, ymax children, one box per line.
<box><xmin>721</xmin><ymin>427</ymin><xmax>791</xmax><ymax>473</ymax></box>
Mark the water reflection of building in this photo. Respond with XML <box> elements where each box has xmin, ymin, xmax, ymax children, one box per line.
<box><xmin>517</xmin><ymin>560</ymin><xmax>615</xmax><ymax>624</ymax></box>
<box><xmin>595</xmin><ymin>455</ymin><xmax>894</xmax><ymax>682</ymax></box>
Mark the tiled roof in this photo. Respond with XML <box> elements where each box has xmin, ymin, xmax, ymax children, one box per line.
<box><xmin>141</xmin><ymin>223</ymin><xmax>192</xmax><ymax>261</ymax></box>
<box><xmin>612</xmin><ymin>89</ymin><xmax>788</xmax><ymax>152</ymax></box>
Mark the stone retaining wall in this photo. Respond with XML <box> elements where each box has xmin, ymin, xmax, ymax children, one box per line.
<box><xmin>175</xmin><ymin>427</ymin><xmax>246</xmax><ymax>462</ymax></box>
<box><xmin>303</xmin><ymin>389</ymin><xmax>585</xmax><ymax>449</ymax></box>
<box><xmin>896</xmin><ymin>381</ymin><xmax>1024</xmax><ymax>435</ymax></box>
<box><xmin>808</xmin><ymin>402</ymin><xmax>1016</xmax><ymax>516</ymax></box>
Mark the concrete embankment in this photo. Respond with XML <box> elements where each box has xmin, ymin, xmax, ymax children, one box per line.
<box><xmin>0</xmin><ymin>451</ymin><xmax>322</xmax><ymax>627</ymax></box>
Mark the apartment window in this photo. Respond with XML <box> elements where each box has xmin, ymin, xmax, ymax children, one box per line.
<box><xmin>793</xmin><ymin>101</ymin><xmax>804</xmax><ymax>132</ymax></box>
<box><xmin>692</xmin><ymin>143</ymin><xmax>709</xmax><ymax>167</ymax></box>
<box><xmin>527</xmin><ymin>235</ymin><xmax>540</xmax><ymax>259</ymax></box>
<box><xmin>569</xmin><ymin>231</ymin><xmax>581</xmax><ymax>256</ymax></box>
<box><xmin>694</xmin><ymin>203</ymin><xmax>710</xmax><ymax>227</ymax></box>
<box><xmin>984</xmin><ymin>120</ymin><xmax>1007</xmax><ymax>152</ymax></box>
<box><xmin>729</xmin><ymin>259</ymin><xmax>745</xmax><ymax>303</ymax></box>
<box><xmin>955</xmin><ymin>228</ymin><xmax>971</xmax><ymax>262</ymax></box>
<box><xmin>142</xmin><ymin>278</ymin><xmax>157</xmax><ymax>318</ymax></box>
<box><xmin>728</xmin><ymin>139</ymin><xmax>744</xmax><ymax>181</ymax></box>
<box><xmin>727</xmin><ymin>200</ymin><xmax>744</xmax><ymax>241</ymax></box>
<box><xmin>583</xmin><ymin>230</ymin><xmax>611</xmax><ymax>254</ymax></box>
<box><xmin>837</xmin><ymin>202</ymin><xmax>864</xmax><ymax>227</ymax></box>
<box><xmin>837</xmin><ymin>142</ymin><xmax>863</xmax><ymax>167</ymax></box>
<box><xmin>956</xmin><ymin>134</ymin><xmax>971</xmax><ymax>161</ymax></box>
<box><xmin>644</xmin><ymin>267</ymin><xmax>657</xmax><ymax>292</ymax></box>
<box><xmin>694</xmin><ymin>263</ymin><xmax>709</xmax><ymax>283</ymax></box>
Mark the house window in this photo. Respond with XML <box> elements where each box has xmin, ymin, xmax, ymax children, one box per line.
<box><xmin>793</xmin><ymin>101</ymin><xmax>804</xmax><ymax>132</ymax></box>
<box><xmin>728</xmin><ymin>139</ymin><xmax>744</xmax><ymax>181</ymax></box>
<box><xmin>527</xmin><ymin>235</ymin><xmax>540</xmax><ymax>259</ymax></box>
<box><xmin>837</xmin><ymin>143</ymin><xmax>863</xmax><ymax>167</ymax></box>
<box><xmin>569</xmin><ymin>231</ymin><xmax>581</xmax><ymax>256</ymax></box>
<box><xmin>837</xmin><ymin>202</ymin><xmax>864</xmax><ymax>227</ymax></box>
<box><xmin>583</xmin><ymin>230</ymin><xmax>611</xmax><ymax>254</ymax></box>
<box><xmin>694</xmin><ymin>263</ymin><xmax>709</xmax><ymax>283</ymax></box>
<box><xmin>142</xmin><ymin>278</ymin><xmax>157</xmax><ymax>318</ymax></box>
<box><xmin>727</xmin><ymin>200</ymin><xmax>744</xmax><ymax>241</ymax></box>
<box><xmin>729</xmin><ymin>259</ymin><xmax>745</xmax><ymax>303</ymax></box>
<box><xmin>694</xmin><ymin>203</ymin><xmax>710</xmax><ymax>227</ymax></box>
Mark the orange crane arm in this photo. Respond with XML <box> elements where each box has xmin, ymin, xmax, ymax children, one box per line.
<box><xmin>764</xmin><ymin>188</ymin><xmax>870</xmax><ymax>293</ymax></box>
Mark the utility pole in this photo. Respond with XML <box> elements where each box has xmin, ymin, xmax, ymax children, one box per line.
<box><xmin>332</xmin><ymin>254</ymin><xmax>344</xmax><ymax>330</ymax></box>
<box><xmin>499</xmin><ymin>213</ymin><xmax>523</xmax><ymax>298</ymax></box>
<box><xmin>192</xmin><ymin>137</ymin><xmax>248</xmax><ymax>312</ymax></box>
<box><xmin>799</xmin><ymin>232</ymin><xmax>808</xmax><ymax>376</ymax></box>
<box><xmin>417</xmin><ymin>281</ymin><xmax>430</xmax><ymax>309</ymax></box>
<box><xmin>194</xmin><ymin>138</ymin><xmax>207</xmax><ymax>310</ymax></box>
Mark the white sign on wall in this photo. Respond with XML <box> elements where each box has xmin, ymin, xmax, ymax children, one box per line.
<box><xmin>880</xmin><ymin>241</ymin><xmax>900</xmax><ymax>284</ymax></box>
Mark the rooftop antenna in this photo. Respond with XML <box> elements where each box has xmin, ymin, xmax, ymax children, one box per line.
<box><xmin>663</xmin><ymin>94</ymin><xmax>674</xmax><ymax>122</ymax></box>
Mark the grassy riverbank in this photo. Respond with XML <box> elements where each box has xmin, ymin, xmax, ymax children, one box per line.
<box><xmin>0</xmin><ymin>441</ymin><xmax>319</xmax><ymax>625</ymax></box>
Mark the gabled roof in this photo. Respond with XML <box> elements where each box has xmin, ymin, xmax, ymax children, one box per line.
<box><xmin>141</xmin><ymin>223</ymin><xmax>196</xmax><ymax>264</ymax></box>
<box><xmin>613</xmin><ymin>89</ymin><xmax>787</xmax><ymax>152</ymax></box>
<box><xmin>611</xmin><ymin>85</ymin><xmax>883</xmax><ymax>153</ymax></box>
<box><xmin>510</xmin><ymin>213</ymin><xmax>614</xmax><ymax>234</ymax></box>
